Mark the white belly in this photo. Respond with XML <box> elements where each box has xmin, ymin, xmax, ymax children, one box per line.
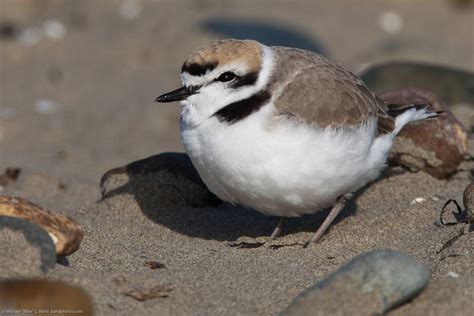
<box><xmin>180</xmin><ymin>104</ymin><xmax>390</xmax><ymax>217</ymax></box>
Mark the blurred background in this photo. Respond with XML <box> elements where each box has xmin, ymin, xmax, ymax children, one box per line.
<box><xmin>0</xmin><ymin>0</ymin><xmax>473</xmax><ymax>186</ymax></box>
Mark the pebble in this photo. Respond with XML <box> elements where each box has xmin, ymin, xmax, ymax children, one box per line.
<box><xmin>0</xmin><ymin>167</ymin><xmax>21</xmax><ymax>186</ymax></box>
<box><xmin>447</xmin><ymin>271</ymin><xmax>459</xmax><ymax>278</ymax></box>
<box><xmin>380</xmin><ymin>88</ymin><xmax>468</xmax><ymax>179</ymax></box>
<box><xmin>0</xmin><ymin>196</ymin><xmax>84</xmax><ymax>256</ymax></box>
<box><xmin>43</xmin><ymin>19</ymin><xmax>66</xmax><ymax>40</ymax></box>
<box><xmin>410</xmin><ymin>197</ymin><xmax>426</xmax><ymax>205</ymax></box>
<box><xmin>0</xmin><ymin>216</ymin><xmax>56</xmax><ymax>277</ymax></box>
<box><xmin>0</xmin><ymin>279</ymin><xmax>92</xmax><ymax>315</ymax></box>
<box><xmin>34</xmin><ymin>99</ymin><xmax>58</xmax><ymax>114</ymax></box>
<box><xmin>282</xmin><ymin>250</ymin><xmax>430</xmax><ymax>316</ymax></box>
<box><xmin>18</xmin><ymin>19</ymin><xmax>66</xmax><ymax>46</ymax></box>
<box><xmin>19</xmin><ymin>26</ymin><xmax>42</xmax><ymax>46</ymax></box>
<box><xmin>378</xmin><ymin>11</ymin><xmax>403</xmax><ymax>34</ymax></box>
<box><xmin>119</xmin><ymin>0</ymin><xmax>142</xmax><ymax>20</ymax></box>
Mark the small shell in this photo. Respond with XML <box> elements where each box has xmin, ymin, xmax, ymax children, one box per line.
<box><xmin>0</xmin><ymin>196</ymin><xmax>84</xmax><ymax>256</ymax></box>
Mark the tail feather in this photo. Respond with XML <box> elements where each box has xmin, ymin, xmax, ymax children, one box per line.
<box><xmin>389</xmin><ymin>104</ymin><xmax>438</xmax><ymax>136</ymax></box>
<box><xmin>385</xmin><ymin>102</ymin><xmax>431</xmax><ymax>117</ymax></box>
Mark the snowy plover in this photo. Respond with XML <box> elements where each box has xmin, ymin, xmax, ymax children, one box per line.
<box><xmin>156</xmin><ymin>39</ymin><xmax>437</xmax><ymax>244</ymax></box>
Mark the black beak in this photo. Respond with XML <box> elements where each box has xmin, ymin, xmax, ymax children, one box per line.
<box><xmin>154</xmin><ymin>86</ymin><xmax>195</xmax><ymax>103</ymax></box>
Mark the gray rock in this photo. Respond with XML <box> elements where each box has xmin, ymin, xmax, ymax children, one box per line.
<box><xmin>390</xmin><ymin>277</ymin><xmax>474</xmax><ymax>315</ymax></box>
<box><xmin>282</xmin><ymin>249</ymin><xmax>430</xmax><ymax>316</ymax></box>
<box><xmin>0</xmin><ymin>216</ymin><xmax>56</xmax><ymax>277</ymax></box>
<box><xmin>359</xmin><ymin>61</ymin><xmax>474</xmax><ymax>105</ymax></box>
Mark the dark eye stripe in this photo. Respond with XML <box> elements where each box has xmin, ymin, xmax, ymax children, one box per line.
<box><xmin>181</xmin><ymin>62</ymin><xmax>218</xmax><ymax>76</ymax></box>
<box><xmin>230</xmin><ymin>72</ymin><xmax>259</xmax><ymax>89</ymax></box>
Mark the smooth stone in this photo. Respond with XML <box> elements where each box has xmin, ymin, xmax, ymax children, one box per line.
<box><xmin>390</xmin><ymin>277</ymin><xmax>474</xmax><ymax>315</ymax></box>
<box><xmin>0</xmin><ymin>196</ymin><xmax>84</xmax><ymax>256</ymax></box>
<box><xmin>0</xmin><ymin>216</ymin><xmax>56</xmax><ymax>277</ymax></box>
<box><xmin>380</xmin><ymin>88</ymin><xmax>468</xmax><ymax>179</ymax></box>
<box><xmin>282</xmin><ymin>249</ymin><xmax>430</xmax><ymax>316</ymax></box>
<box><xmin>0</xmin><ymin>279</ymin><xmax>93</xmax><ymax>315</ymax></box>
<box><xmin>359</xmin><ymin>61</ymin><xmax>474</xmax><ymax>105</ymax></box>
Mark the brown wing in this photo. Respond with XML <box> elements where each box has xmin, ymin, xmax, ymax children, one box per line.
<box><xmin>271</xmin><ymin>48</ymin><xmax>392</xmax><ymax>130</ymax></box>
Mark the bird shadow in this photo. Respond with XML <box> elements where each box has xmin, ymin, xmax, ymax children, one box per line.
<box><xmin>99</xmin><ymin>153</ymin><xmax>402</xmax><ymax>243</ymax></box>
<box><xmin>201</xmin><ymin>17</ymin><xmax>327</xmax><ymax>55</ymax></box>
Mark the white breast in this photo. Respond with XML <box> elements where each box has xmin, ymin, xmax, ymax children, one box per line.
<box><xmin>180</xmin><ymin>103</ymin><xmax>391</xmax><ymax>217</ymax></box>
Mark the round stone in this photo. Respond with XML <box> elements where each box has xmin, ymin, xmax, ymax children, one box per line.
<box><xmin>282</xmin><ymin>249</ymin><xmax>430</xmax><ymax>315</ymax></box>
<box><xmin>0</xmin><ymin>216</ymin><xmax>56</xmax><ymax>277</ymax></box>
<box><xmin>380</xmin><ymin>88</ymin><xmax>468</xmax><ymax>178</ymax></box>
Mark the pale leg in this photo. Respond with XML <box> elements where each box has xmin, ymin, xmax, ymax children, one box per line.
<box><xmin>309</xmin><ymin>194</ymin><xmax>352</xmax><ymax>244</ymax></box>
<box><xmin>269</xmin><ymin>217</ymin><xmax>288</xmax><ymax>240</ymax></box>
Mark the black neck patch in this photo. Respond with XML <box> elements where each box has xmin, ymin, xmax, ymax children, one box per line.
<box><xmin>181</xmin><ymin>62</ymin><xmax>218</xmax><ymax>76</ymax></box>
<box><xmin>213</xmin><ymin>90</ymin><xmax>271</xmax><ymax>124</ymax></box>
<box><xmin>230</xmin><ymin>72</ymin><xmax>259</xmax><ymax>89</ymax></box>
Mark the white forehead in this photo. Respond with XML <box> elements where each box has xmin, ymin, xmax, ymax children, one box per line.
<box><xmin>180</xmin><ymin>45</ymin><xmax>273</xmax><ymax>87</ymax></box>
<box><xmin>180</xmin><ymin>61</ymin><xmax>250</xmax><ymax>87</ymax></box>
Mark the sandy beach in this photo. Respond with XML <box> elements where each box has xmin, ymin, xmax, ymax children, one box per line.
<box><xmin>1</xmin><ymin>1</ymin><xmax>473</xmax><ymax>315</ymax></box>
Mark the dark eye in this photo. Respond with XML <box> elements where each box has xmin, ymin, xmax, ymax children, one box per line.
<box><xmin>217</xmin><ymin>72</ymin><xmax>236</xmax><ymax>82</ymax></box>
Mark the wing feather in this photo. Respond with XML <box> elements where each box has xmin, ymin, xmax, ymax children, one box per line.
<box><xmin>270</xmin><ymin>48</ymin><xmax>390</xmax><ymax>130</ymax></box>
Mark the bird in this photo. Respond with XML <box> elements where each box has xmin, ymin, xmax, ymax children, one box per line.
<box><xmin>155</xmin><ymin>39</ymin><xmax>437</xmax><ymax>244</ymax></box>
